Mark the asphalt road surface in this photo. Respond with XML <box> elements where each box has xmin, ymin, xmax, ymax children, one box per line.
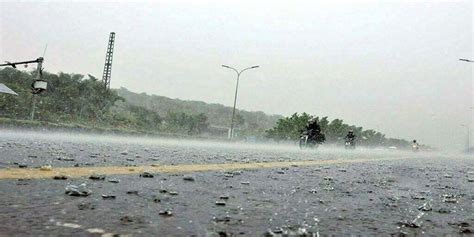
<box><xmin>0</xmin><ymin>130</ymin><xmax>473</xmax><ymax>236</ymax></box>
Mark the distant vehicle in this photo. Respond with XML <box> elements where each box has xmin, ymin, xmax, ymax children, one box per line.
<box><xmin>344</xmin><ymin>130</ymin><xmax>356</xmax><ymax>149</ymax></box>
<box><xmin>344</xmin><ymin>137</ymin><xmax>356</xmax><ymax>149</ymax></box>
<box><xmin>299</xmin><ymin>130</ymin><xmax>325</xmax><ymax>149</ymax></box>
<box><xmin>412</xmin><ymin>140</ymin><xmax>420</xmax><ymax>152</ymax></box>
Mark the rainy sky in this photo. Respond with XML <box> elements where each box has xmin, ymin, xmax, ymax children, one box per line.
<box><xmin>0</xmin><ymin>0</ymin><xmax>472</xmax><ymax>151</ymax></box>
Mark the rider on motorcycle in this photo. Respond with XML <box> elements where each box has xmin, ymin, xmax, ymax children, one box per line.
<box><xmin>306</xmin><ymin>119</ymin><xmax>322</xmax><ymax>138</ymax></box>
<box><xmin>412</xmin><ymin>140</ymin><xmax>420</xmax><ymax>151</ymax></box>
<box><xmin>344</xmin><ymin>130</ymin><xmax>356</xmax><ymax>148</ymax></box>
<box><xmin>345</xmin><ymin>130</ymin><xmax>356</xmax><ymax>141</ymax></box>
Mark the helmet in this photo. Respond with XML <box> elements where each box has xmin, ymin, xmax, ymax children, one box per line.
<box><xmin>413</xmin><ymin>140</ymin><xmax>417</xmax><ymax>143</ymax></box>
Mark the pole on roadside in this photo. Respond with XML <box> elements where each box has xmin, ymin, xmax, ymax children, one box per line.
<box><xmin>459</xmin><ymin>59</ymin><xmax>473</xmax><ymax>153</ymax></box>
<box><xmin>222</xmin><ymin>65</ymin><xmax>259</xmax><ymax>139</ymax></box>
<box><xmin>0</xmin><ymin>57</ymin><xmax>46</xmax><ymax>121</ymax></box>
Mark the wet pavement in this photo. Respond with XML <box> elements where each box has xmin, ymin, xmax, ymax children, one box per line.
<box><xmin>0</xmin><ymin>130</ymin><xmax>473</xmax><ymax>236</ymax></box>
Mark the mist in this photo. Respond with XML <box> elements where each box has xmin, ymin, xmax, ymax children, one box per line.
<box><xmin>0</xmin><ymin>0</ymin><xmax>472</xmax><ymax>151</ymax></box>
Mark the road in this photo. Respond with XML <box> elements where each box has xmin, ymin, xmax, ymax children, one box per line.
<box><xmin>0</xmin><ymin>130</ymin><xmax>473</xmax><ymax>236</ymax></box>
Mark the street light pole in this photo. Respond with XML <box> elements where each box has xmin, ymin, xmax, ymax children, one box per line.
<box><xmin>222</xmin><ymin>65</ymin><xmax>259</xmax><ymax>139</ymax></box>
<box><xmin>459</xmin><ymin>58</ymin><xmax>473</xmax><ymax>153</ymax></box>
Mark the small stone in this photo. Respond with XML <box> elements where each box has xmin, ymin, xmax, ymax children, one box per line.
<box><xmin>135</xmin><ymin>155</ymin><xmax>141</xmax><ymax>158</ymax></box>
<box><xmin>277</xmin><ymin>170</ymin><xmax>285</xmax><ymax>174</ymax></box>
<box><xmin>65</xmin><ymin>185</ymin><xmax>91</xmax><ymax>197</ymax></box>
<box><xmin>323</xmin><ymin>176</ymin><xmax>333</xmax><ymax>181</ymax></box>
<box><xmin>120</xmin><ymin>151</ymin><xmax>128</xmax><ymax>155</ymax></box>
<box><xmin>183</xmin><ymin>176</ymin><xmax>195</xmax><ymax>181</ymax></box>
<box><xmin>27</xmin><ymin>155</ymin><xmax>38</xmax><ymax>158</ymax></box>
<box><xmin>126</xmin><ymin>190</ymin><xmax>139</xmax><ymax>195</ymax></box>
<box><xmin>126</xmin><ymin>158</ymin><xmax>134</xmax><ymax>161</ymax></box>
<box><xmin>215</xmin><ymin>201</ymin><xmax>226</xmax><ymax>206</ymax></box>
<box><xmin>169</xmin><ymin>191</ymin><xmax>178</xmax><ymax>196</ymax></box>
<box><xmin>437</xmin><ymin>208</ymin><xmax>451</xmax><ymax>214</ymax></box>
<box><xmin>60</xmin><ymin>157</ymin><xmax>75</xmax><ymax>162</ymax></box>
<box><xmin>18</xmin><ymin>164</ymin><xmax>28</xmax><ymax>168</ymax></box>
<box><xmin>241</xmin><ymin>182</ymin><xmax>250</xmax><ymax>185</ymax></box>
<box><xmin>158</xmin><ymin>210</ymin><xmax>173</xmax><ymax>217</ymax></box>
<box><xmin>139</xmin><ymin>172</ymin><xmax>154</xmax><ymax>178</ymax></box>
<box><xmin>86</xmin><ymin>228</ymin><xmax>105</xmax><ymax>234</ymax></box>
<box><xmin>219</xmin><ymin>196</ymin><xmax>229</xmax><ymax>200</ymax></box>
<box><xmin>338</xmin><ymin>168</ymin><xmax>347</xmax><ymax>172</ymax></box>
<box><xmin>443</xmin><ymin>174</ymin><xmax>453</xmax><ymax>178</ymax></box>
<box><xmin>309</xmin><ymin>189</ymin><xmax>318</xmax><ymax>194</ymax></box>
<box><xmin>53</xmin><ymin>175</ymin><xmax>68</xmax><ymax>180</ymax></box>
<box><xmin>40</xmin><ymin>165</ymin><xmax>52</xmax><ymax>171</ymax></box>
<box><xmin>108</xmin><ymin>178</ymin><xmax>120</xmax><ymax>183</ymax></box>
<box><xmin>101</xmin><ymin>194</ymin><xmax>116</xmax><ymax>199</ymax></box>
<box><xmin>89</xmin><ymin>174</ymin><xmax>106</xmax><ymax>180</ymax></box>
<box><xmin>151</xmin><ymin>164</ymin><xmax>160</xmax><ymax>167</ymax></box>
<box><xmin>467</xmin><ymin>177</ymin><xmax>474</xmax><ymax>182</ymax></box>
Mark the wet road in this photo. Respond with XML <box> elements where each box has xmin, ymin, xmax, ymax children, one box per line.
<box><xmin>0</xmin><ymin>130</ymin><xmax>473</xmax><ymax>236</ymax></box>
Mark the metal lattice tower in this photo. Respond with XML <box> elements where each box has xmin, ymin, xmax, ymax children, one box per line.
<box><xmin>102</xmin><ymin>32</ymin><xmax>115</xmax><ymax>88</ymax></box>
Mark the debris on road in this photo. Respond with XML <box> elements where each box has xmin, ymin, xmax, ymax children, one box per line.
<box><xmin>65</xmin><ymin>184</ymin><xmax>91</xmax><ymax>197</ymax></box>
<box><xmin>40</xmin><ymin>165</ymin><xmax>52</xmax><ymax>171</ymax></box>
<box><xmin>102</xmin><ymin>194</ymin><xmax>116</xmax><ymax>199</ymax></box>
<box><xmin>89</xmin><ymin>174</ymin><xmax>106</xmax><ymax>180</ymax></box>
<box><xmin>139</xmin><ymin>172</ymin><xmax>154</xmax><ymax>178</ymax></box>
<box><xmin>53</xmin><ymin>175</ymin><xmax>68</xmax><ymax>180</ymax></box>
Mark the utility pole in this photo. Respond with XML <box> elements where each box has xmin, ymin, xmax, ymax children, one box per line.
<box><xmin>221</xmin><ymin>65</ymin><xmax>259</xmax><ymax>139</ymax></box>
<box><xmin>102</xmin><ymin>32</ymin><xmax>116</xmax><ymax>88</ymax></box>
<box><xmin>0</xmin><ymin>57</ymin><xmax>46</xmax><ymax>120</ymax></box>
<box><xmin>459</xmin><ymin>58</ymin><xmax>473</xmax><ymax>153</ymax></box>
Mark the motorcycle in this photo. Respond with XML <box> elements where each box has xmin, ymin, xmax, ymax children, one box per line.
<box><xmin>299</xmin><ymin>130</ymin><xmax>325</xmax><ymax>149</ymax></box>
<box><xmin>412</xmin><ymin>143</ymin><xmax>420</xmax><ymax>152</ymax></box>
<box><xmin>344</xmin><ymin>137</ymin><xmax>356</xmax><ymax>149</ymax></box>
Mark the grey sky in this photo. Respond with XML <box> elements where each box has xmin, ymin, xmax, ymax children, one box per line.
<box><xmin>0</xmin><ymin>0</ymin><xmax>472</xmax><ymax>150</ymax></box>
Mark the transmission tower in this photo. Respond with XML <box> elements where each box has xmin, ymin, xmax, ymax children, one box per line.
<box><xmin>102</xmin><ymin>32</ymin><xmax>116</xmax><ymax>88</ymax></box>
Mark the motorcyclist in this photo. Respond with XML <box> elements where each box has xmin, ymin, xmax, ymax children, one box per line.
<box><xmin>412</xmin><ymin>140</ymin><xmax>420</xmax><ymax>151</ymax></box>
<box><xmin>345</xmin><ymin>130</ymin><xmax>356</xmax><ymax>141</ymax></box>
<box><xmin>306</xmin><ymin>119</ymin><xmax>321</xmax><ymax>138</ymax></box>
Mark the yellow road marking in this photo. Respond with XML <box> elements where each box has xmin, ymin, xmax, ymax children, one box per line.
<box><xmin>0</xmin><ymin>157</ymin><xmax>404</xmax><ymax>180</ymax></box>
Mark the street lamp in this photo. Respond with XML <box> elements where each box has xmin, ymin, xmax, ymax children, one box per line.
<box><xmin>459</xmin><ymin>58</ymin><xmax>473</xmax><ymax>153</ymax></box>
<box><xmin>222</xmin><ymin>64</ymin><xmax>259</xmax><ymax>139</ymax></box>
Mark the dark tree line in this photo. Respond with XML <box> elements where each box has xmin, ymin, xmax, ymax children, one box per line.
<box><xmin>0</xmin><ymin>68</ymin><xmax>209</xmax><ymax>135</ymax></box>
<box><xmin>266</xmin><ymin>112</ymin><xmax>414</xmax><ymax>148</ymax></box>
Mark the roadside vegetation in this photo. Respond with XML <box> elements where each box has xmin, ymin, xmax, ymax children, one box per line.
<box><xmin>0</xmin><ymin>68</ymin><xmax>423</xmax><ymax>149</ymax></box>
<box><xmin>266</xmin><ymin>113</ymin><xmax>422</xmax><ymax>149</ymax></box>
<box><xmin>0</xmin><ymin>68</ymin><xmax>278</xmax><ymax>137</ymax></box>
